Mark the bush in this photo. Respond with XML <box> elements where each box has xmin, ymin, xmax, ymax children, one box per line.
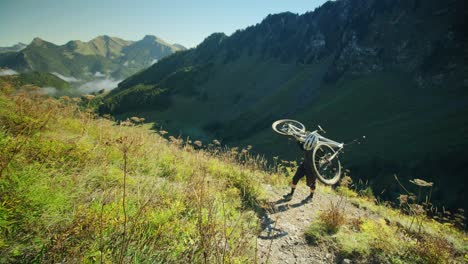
<box><xmin>305</xmin><ymin>199</ymin><xmax>346</xmax><ymax>246</ymax></box>
<box><xmin>320</xmin><ymin>200</ymin><xmax>347</xmax><ymax>234</ymax></box>
<box><xmin>336</xmin><ymin>218</ymin><xmax>405</xmax><ymax>261</ymax></box>
<box><xmin>412</xmin><ymin>233</ymin><xmax>454</xmax><ymax>264</ymax></box>
<box><xmin>305</xmin><ymin>222</ymin><xmax>328</xmax><ymax>245</ymax></box>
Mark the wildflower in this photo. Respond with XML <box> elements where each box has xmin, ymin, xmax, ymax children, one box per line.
<box><xmin>409</xmin><ymin>204</ymin><xmax>425</xmax><ymax>215</ymax></box>
<box><xmin>194</xmin><ymin>140</ymin><xmax>203</xmax><ymax>147</ymax></box>
<box><xmin>120</xmin><ymin>119</ymin><xmax>133</xmax><ymax>127</ymax></box>
<box><xmin>83</xmin><ymin>94</ymin><xmax>96</xmax><ymax>101</ymax></box>
<box><xmin>340</xmin><ymin>176</ymin><xmax>353</xmax><ymax>188</ymax></box>
<box><xmin>130</xmin><ymin>116</ymin><xmax>144</xmax><ymax>124</ymax></box>
<box><xmin>60</xmin><ymin>95</ymin><xmax>71</xmax><ymax>102</ymax></box>
<box><xmin>409</xmin><ymin>179</ymin><xmax>433</xmax><ymax>187</ymax></box>
<box><xmin>398</xmin><ymin>194</ymin><xmax>408</xmax><ymax>205</ymax></box>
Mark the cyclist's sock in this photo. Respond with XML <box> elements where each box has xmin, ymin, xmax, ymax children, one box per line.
<box><xmin>283</xmin><ymin>188</ymin><xmax>295</xmax><ymax>199</ymax></box>
<box><xmin>303</xmin><ymin>193</ymin><xmax>314</xmax><ymax>202</ymax></box>
<box><xmin>289</xmin><ymin>187</ymin><xmax>296</xmax><ymax>195</ymax></box>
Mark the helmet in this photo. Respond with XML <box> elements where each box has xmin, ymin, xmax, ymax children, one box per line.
<box><xmin>303</xmin><ymin>134</ymin><xmax>317</xmax><ymax>151</ymax></box>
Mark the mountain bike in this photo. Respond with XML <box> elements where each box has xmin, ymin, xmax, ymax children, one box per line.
<box><xmin>272</xmin><ymin>119</ymin><xmax>344</xmax><ymax>185</ymax></box>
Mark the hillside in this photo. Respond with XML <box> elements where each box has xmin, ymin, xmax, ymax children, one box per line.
<box><xmin>0</xmin><ymin>71</ymin><xmax>71</xmax><ymax>92</ymax></box>
<box><xmin>0</xmin><ymin>35</ymin><xmax>185</xmax><ymax>81</ymax></box>
<box><xmin>0</xmin><ymin>84</ymin><xmax>466</xmax><ymax>263</ymax></box>
<box><xmin>99</xmin><ymin>0</ymin><xmax>468</xmax><ymax>211</ymax></box>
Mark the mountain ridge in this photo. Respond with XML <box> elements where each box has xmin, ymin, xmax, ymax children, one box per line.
<box><xmin>0</xmin><ymin>42</ymin><xmax>27</xmax><ymax>53</ymax></box>
<box><xmin>0</xmin><ymin>35</ymin><xmax>186</xmax><ymax>81</ymax></box>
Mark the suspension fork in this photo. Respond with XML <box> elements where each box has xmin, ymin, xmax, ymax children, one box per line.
<box><xmin>326</xmin><ymin>147</ymin><xmax>343</xmax><ymax>163</ymax></box>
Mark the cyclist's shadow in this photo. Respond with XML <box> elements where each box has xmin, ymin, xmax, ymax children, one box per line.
<box><xmin>270</xmin><ymin>198</ymin><xmax>309</xmax><ymax>214</ymax></box>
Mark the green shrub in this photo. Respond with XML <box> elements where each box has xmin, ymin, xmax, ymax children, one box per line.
<box><xmin>305</xmin><ymin>221</ymin><xmax>328</xmax><ymax>245</ymax></box>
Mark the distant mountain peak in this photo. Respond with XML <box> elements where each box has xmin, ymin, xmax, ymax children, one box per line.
<box><xmin>94</xmin><ymin>35</ymin><xmax>110</xmax><ymax>40</ymax></box>
<box><xmin>90</xmin><ymin>35</ymin><xmax>126</xmax><ymax>43</ymax></box>
<box><xmin>29</xmin><ymin>37</ymin><xmax>55</xmax><ymax>48</ymax></box>
<box><xmin>31</xmin><ymin>37</ymin><xmax>45</xmax><ymax>44</ymax></box>
<box><xmin>143</xmin><ymin>35</ymin><xmax>157</xmax><ymax>41</ymax></box>
<box><xmin>140</xmin><ymin>35</ymin><xmax>170</xmax><ymax>46</ymax></box>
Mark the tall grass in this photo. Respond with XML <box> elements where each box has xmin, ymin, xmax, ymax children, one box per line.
<box><xmin>0</xmin><ymin>86</ymin><xmax>279</xmax><ymax>263</ymax></box>
<box><xmin>307</xmin><ymin>175</ymin><xmax>467</xmax><ymax>263</ymax></box>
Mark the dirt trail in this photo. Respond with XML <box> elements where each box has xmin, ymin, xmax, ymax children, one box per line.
<box><xmin>256</xmin><ymin>185</ymin><xmax>376</xmax><ymax>264</ymax></box>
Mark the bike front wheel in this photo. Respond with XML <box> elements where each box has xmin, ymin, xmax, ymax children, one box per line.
<box><xmin>272</xmin><ymin>119</ymin><xmax>305</xmax><ymax>136</ymax></box>
<box><xmin>312</xmin><ymin>143</ymin><xmax>341</xmax><ymax>185</ymax></box>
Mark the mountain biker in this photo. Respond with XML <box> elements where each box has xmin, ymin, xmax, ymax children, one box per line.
<box><xmin>283</xmin><ymin>134</ymin><xmax>317</xmax><ymax>202</ymax></box>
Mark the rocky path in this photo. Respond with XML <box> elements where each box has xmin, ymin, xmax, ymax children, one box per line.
<box><xmin>256</xmin><ymin>185</ymin><xmax>376</xmax><ymax>264</ymax></box>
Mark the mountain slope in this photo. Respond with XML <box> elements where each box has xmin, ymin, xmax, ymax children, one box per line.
<box><xmin>0</xmin><ymin>35</ymin><xmax>185</xmax><ymax>80</ymax></box>
<box><xmin>0</xmin><ymin>71</ymin><xmax>71</xmax><ymax>91</ymax></box>
<box><xmin>99</xmin><ymin>0</ymin><xmax>468</xmax><ymax>210</ymax></box>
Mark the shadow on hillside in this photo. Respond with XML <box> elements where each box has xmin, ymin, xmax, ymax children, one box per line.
<box><xmin>258</xmin><ymin>213</ymin><xmax>288</xmax><ymax>240</ymax></box>
<box><xmin>270</xmin><ymin>198</ymin><xmax>309</xmax><ymax>214</ymax></box>
<box><xmin>257</xmin><ymin>198</ymin><xmax>311</xmax><ymax>240</ymax></box>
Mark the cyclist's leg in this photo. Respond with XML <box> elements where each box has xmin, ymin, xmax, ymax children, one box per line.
<box><xmin>304</xmin><ymin>166</ymin><xmax>317</xmax><ymax>202</ymax></box>
<box><xmin>284</xmin><ymin>163</ymin><xmax>305</xmax><ymax>199</ymax></box>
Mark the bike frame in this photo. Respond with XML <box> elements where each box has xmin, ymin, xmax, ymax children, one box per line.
<box><xmin>286</xmin><ymin>124</ymin><xmax>344</xmax><ymax>160</ymax></box>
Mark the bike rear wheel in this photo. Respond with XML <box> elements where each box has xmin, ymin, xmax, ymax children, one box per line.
<box><xmin>272</xmin><ymin>119</ymin><xmax>305</xmax><ymax>136</ymax></box>
<box><xmin>312</xmin><ymin>143</ymin><xmax>341</xmax><ymax>185</ymax></box>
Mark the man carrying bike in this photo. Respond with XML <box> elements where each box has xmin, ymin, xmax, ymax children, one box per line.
<box><xmin>283</xmin><ymin>134</ymin><xmax>317</xmax><ymax>203</ymax></box>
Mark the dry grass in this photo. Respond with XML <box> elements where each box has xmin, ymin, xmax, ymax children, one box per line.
<box><xmin>0</xmin><ymin>87</ymin><xmax>279</xmax><ymax>263</ymax></box>
<box><xmin>319</xmin><ymin>199</ymin><xmax>347</xmax><ymax>234</ymax></box>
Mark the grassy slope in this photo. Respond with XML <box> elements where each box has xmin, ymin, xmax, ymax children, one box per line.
<box><xmin>0</xmin><ymin>86</ymin><xmax>277</xmax><ymax>263</ymax></box>
<box><xmin>0</xmin><ymin>71</ymin><xmax>71</xmax><ymax>91</ymax></box>
<box><xmin>0</xmin><ymin>87</ymin><xmax>466</xmax><ymax>263</ymax></box>
<box><xmin>306</xmin><ymin>184</ymin><xmax>467</xmax><ymax>263</ymax></box>
<box><xmin>23</xmin><ymin>44</ymin><xmax>119</xmax><ymax>79</ymax></box>
<box><xmin>107</xmin><ymin>55</ymin><xmax>332</xmax><ymax>141</ymax></box>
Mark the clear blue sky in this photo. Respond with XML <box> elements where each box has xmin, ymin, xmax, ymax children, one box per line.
<box><xmin>0</xmin><ymin>0</ymin><xmax>330</xmax><ymax>48</ymax></box>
